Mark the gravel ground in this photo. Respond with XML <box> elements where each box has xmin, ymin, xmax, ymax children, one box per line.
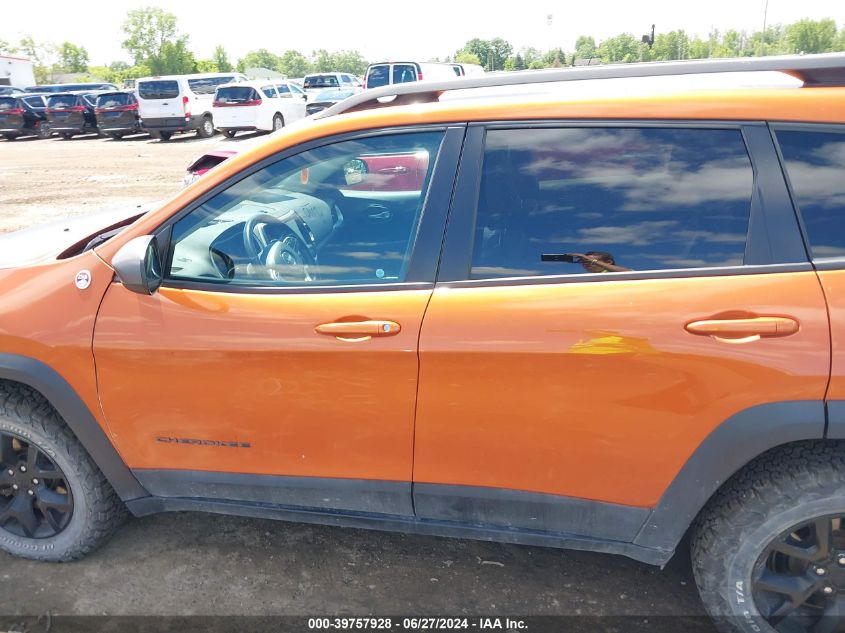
<box><xmin>0</xmin><ymin>132</ymin><xmax>716</xmax><ymax>632</ymax></box>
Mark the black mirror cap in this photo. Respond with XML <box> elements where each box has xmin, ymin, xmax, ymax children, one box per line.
<box><xmin>112</xmin><ymin>235</ymin><xmax>162</xmax><ymax>295</ymax></box>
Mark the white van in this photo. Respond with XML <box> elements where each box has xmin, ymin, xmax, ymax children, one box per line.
<box><xmin>363</xmin><ymin>62</ymin><xmax>458</xmax><ymax>90</ymax></box>
<box><xmin>135</xmin><ymin>72</ymin><xmax>247</xmax><ymax>141</ymax></box>
<box><xmin>450</xmin><ymin>63</ymin><xmax>486</xmax><ymax>77</ymax></box>
<box><xmin>212</xmin><ymin>80</ymin><xmax>307</xmax><ymax>137</ymax></box>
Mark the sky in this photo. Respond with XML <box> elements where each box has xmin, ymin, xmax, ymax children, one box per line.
<box><xmin>3</xmin><ymin>0</ymin><xmax>845</xmax><ymax>66</ymax></box>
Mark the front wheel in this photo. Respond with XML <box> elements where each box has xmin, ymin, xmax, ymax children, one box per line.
<box><xmin>0</xmin><ymin>385</ymin><xmax>126</xmax><ymax>561</ymax></box>
<box><xmin>36</xmin><ymin>124</ymin><xmax>51</xmax><ymax>140</ymax></box>
<box><xmin>197</xmin><ymin>116</ymin><xmax>215</xmax><ymax>138</ymax></box>
<box><xmin>692</xmin><ymin>441</ymin><xmax>845</xmax><ymax>633</ymax></box>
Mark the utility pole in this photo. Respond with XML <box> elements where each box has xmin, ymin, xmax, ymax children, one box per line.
<box><xmin>760</xmin><ymin>0</ymin><xmax>769</xmax><ymax>56</ymax></box>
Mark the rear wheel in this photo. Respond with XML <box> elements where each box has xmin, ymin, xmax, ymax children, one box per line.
<box><xmin>109</xmin><ymin>132</ymin><xmax>124</xmax><ymax>140</ymax></box>
<box><xmin>2</xmin><ymin>134</ymin><xmax>15</xmax><ymax>141</ymax></box>
<box><xmin>36</xmin><ymin>124</ymin><xmax>51</xmax><ymax>140</ymax></box>
<box><xmin>272</xmin><ymin>114</ymin><xmax>284</xmax><ymax>132</ymax></box>
<box><xmin>197</xmin><ymin>116</ymin><xmax>215</xmax><ymax>138</ymax></box>
<box><xmin>61</xmin><ymin>133</ymin><xmax>73</xmax><ymax>140</ymax></box>
<box><xmin>150</xmin><ymin>131</ymin><xmax>172</xmax><ymax>142</ymax></box>
<box><xmin>0</xmin><ymin>384</ymin><xmax>126</xmax><ymax>561</ymax></box>
<box><xmin>692</xmin><ymin>441</ymin><xmax>845</xmax><ymax>633</ymax></box>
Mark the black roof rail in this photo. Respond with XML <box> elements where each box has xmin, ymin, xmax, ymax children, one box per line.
<box><xmin>315</xmin><ymin>53</ymin><xmax>845</xmax><ymax>120</ymax></box>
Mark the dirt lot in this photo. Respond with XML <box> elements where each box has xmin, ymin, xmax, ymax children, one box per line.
<box><xmin>0</xmin><ymin>131</ymin><xmax>255</xmax><ymax>233</ymax></box>
<box><xmin>0</xmin><ymin>132</ymin><xmax>716</xmax><ymax>632</ymax></box>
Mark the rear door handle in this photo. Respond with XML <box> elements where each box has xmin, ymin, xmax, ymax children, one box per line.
<box><xmin>685</xmin><ymin>316</ymin><xmax>799</xmax><ymax>343</ymax></box>
<box><xmin>315</xmin><ymin>320</ymin><xmax>401</xmax><ymax>341</ymax></box>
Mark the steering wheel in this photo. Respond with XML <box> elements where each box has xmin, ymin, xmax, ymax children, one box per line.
<box><xmin>242</xmin><ymin>213</ymin><xmax>316</xmax><ymax>282</ymax></box>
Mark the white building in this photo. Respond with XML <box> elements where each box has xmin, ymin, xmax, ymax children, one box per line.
<box><xmin>0</xmin><ymin>55</ymin><xmax>36</xmax><ymax>88</ymax></box>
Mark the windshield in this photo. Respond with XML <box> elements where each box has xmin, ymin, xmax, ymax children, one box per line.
<box><xmin>304</xmin><ymin>75</ymin><xmax>339</xmax><ymax>89</ymax></box>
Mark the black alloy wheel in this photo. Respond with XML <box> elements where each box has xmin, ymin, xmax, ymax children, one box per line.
<box><xmin>753</xmin><ymin>515</ymin><xmax>845</xmax><ymax>632</ymax></box>
<box><xmin>0</xmin><ymin>431</ymin><xmax>73</xmax><ymax>539</ymax></box>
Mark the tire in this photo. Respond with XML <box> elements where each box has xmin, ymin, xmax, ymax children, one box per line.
<box><xmin>61</xmin><ymin>133</ymin><xmax>73</xmax><ymax>140</ymax></box>
<box><xmin>152</xmin><ymin>131</ymin><xmax>172</xmax><ymax>142</ymax></box>
<box><xmin>222</xmin><ymin>130</ymin><xmax>237</xmax><ymax>139</ymax></box>
<box><xmin>692</xmin><ymin>441</ymin><xmax>845</xmax><ymax>633</ymax></box>
<box><xmin>36</xmin><ymin>124</ymin><xmax>51</xmax><ymax>140</ymax></box>
<box><xmin>2</xmin><ymin>134</ymin><xmax>15</xmax><ymax>141</ymax></box>
<box><xmin>271</xmin><ymin>114</ymin><xmax>284</xmax><ymax>132</ymax></box>
<box><xmin>197</xmin><ymin>116</ymin><xmax>215</xmax><ymax>138</ymax></box>
<box><xmin>110</xmin><ymin>132</ymin><xmax>124</xmax><ymax>140</ymax></box>
<box><xmin>0</xmin><ymin>384</ymin><xmax>126</xmax><ymax>561</ymax></box>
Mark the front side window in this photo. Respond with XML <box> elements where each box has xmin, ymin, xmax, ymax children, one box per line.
<box><xmin>776</xmin><ymin>129</ymin><xmax>845</xmax><ymax>260</ymax></box>
<box><xmin>470</xmin><ymin>127</ymin><xmax>753</xmax><ymax>279</ymax></box>
<box><xmin>168</xmin><ymin>131</ymin><xmax>445</xmax><ymax>287</ymax></box>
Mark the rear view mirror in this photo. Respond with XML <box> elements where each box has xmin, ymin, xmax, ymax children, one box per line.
<box><xmin>112</xmin><ymin>235</ymin><xmax>163</xmax><ymax>295</ymax></box>
<box><xmin>343</xmin><ymin>158</ymin><xmax>368</xmax><ymax>185</ymax></box>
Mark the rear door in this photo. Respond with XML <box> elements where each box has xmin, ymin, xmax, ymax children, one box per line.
<box><xmin>46</xmin><ymin>94</ymin><xmax>86</xmax><ymax>131</ymax></box>
<box><xmin>136</xmin><ymin>79</ymin><xmax>182</xmax><ymax>121</ymax></box>
<box><xmin>276</xmin><ymin>83</ymin><xmax>305</xmax><ymax>124</ymax></box>
<box><xmin>773</xmin><ymin>126</ymin><xmax>845</xmax><ymax>422</ymax></box>
<box><xmin>413</xmin><ymin>123</ymin><xmax>831</xmax><ymax>539</ymax></box>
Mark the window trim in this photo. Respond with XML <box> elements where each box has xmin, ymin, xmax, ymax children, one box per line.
<box><xmin>155</xmin><ymin>124</ymin><xmax>467</xmax><ymax>294</ymax></box>
<box><xmin>437</xmin><ymin>120</ymin><xmax>809</xmax><ymax>285</ymax></box>
<box><xmin>770</xmin><ymin>122</ymin><xmax>845</xmax><ymax>269</ymax></box>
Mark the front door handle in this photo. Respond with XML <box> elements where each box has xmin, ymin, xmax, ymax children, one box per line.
<box><xmin>315</xmin><ymin>320</ymin><xmax>401</xmax><ymax>342</ymax></box>
<box><xmin>685</xmin><ymin>316</ymin><xmax>799</xmax><ymax>344</ymax></box>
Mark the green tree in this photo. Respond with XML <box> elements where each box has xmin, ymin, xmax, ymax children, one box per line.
<box><xmin>19</xmin><ymin>36</ymin><xmax>55</xmax><ymax>84</ymax></box>
<box><xmin>213</xmin><ymin>45</ymin><xmax>233</xmax><ymax>72</ymax></box>
<box><xmin>652</xmin><ymin>30</ymin><xmax>690</xmax><ymax>60</ymax></box>
<box><xmin>237</xmin><ymin>48</ymin><xmax>282</xmax><ymax>72</ymax></box>
<box><xmin>122</xmin><ymin>7</ymin><xmax>179</xmax><ymax>65</ymax></box>
<box><xmin>331</xmin><ymin>50</ymin><xmax>368</xmax><ymax>75</ymax></box>
<box><xmin>0</xmin><ymin>40</ymin><xmax>16</xmax><ymax>55</ymax></box>
<box><xmin>574</xmin><ymin>36</ymin><xmax>597</xmax><ymax>61</ymax></box>
<box><xmin>785</xmin><ymin>18</ymin><xmax>837</xmax><ymax>54</ymax></box>
<box><xmin>58</xmin><ymin>42</ymin><xmax>89</xmax><ymax>73</ymax></box>
<box><xmin>459</xmin><ymin>38</ymin><xmax>491</xmax><ymax>69</ymax></box>
<box><xmin>488</xmin><ymin>37</ymin><xmax>513</xmax><ymax>71</ymax></box>
<box><xmin>598</xmin><ymin>33</ymin><xmax>642</xmax><ymax>63</ymax></box>
<box><xmin>150</xmin><ymin>39</ymin><xmax>195</xmax><ymax>75</ymax></box>
<box><xmin>195</xmin><ymin>59</ymin><xmax>219</xmax><ymax>73</ymax></box>
<box><xmin>311</xmin><ymin>49</ymin><xmax>334</xmax><ymax>72</ymax></box>
<box><xmin>455</xmin><ymin>51</ymin><xmax>481</xmax><ymax>65</ymax></box>
<box><xmin>279</xmin><ymin>50</ymin><xmax>311</xmax><ymax>77</ymax></box>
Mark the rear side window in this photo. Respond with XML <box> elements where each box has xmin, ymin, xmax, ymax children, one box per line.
<box><xmin>215</xmin><ymin>87</ymin><xmax>260</xmax><ymax>103</ymax></box>
<box><xmin>776</xmin><ymin>129</ymin><xmax>845</xmax><ymax>260</ymax></box>
<box><xmin>23</xmin><ymin>96</ymin><xmax>45</xmax><ymax>107</ymax></box>
<box><xmin>392</xmin><ymin>64</ymin><xmax>418</xmax><ymax>84</ymax></box>
<box><xmin>188</xmin><ymin>76</ymin><xmax>236</xmax><ymax>95</ymax></box>
<box><xmin>0</xmin><ymin>98</ymin><xmax>17</xmax><ymax>111</ymax></box>
<box><xmin>47</xmin><ymin>95</ymin><xmax>79</xmax><ymax>109</ymax></box>
<box><xmin>366</xmin><ymin>65</ymin><xmax>389</xmax><ymax>88</ymax></box>
<box><xmin>138</xmin><ymin>81</ymin><xmax>179</xmax><ymax>100</ymax></box>
<box><xmin>276</xmin><ymin>84</ymin><xmax>291</xmax><ymax>98</ymax></box>
<box><xmin>261</xmin><ymin>85</ymin><xmax>277</xmax><ymax>98</ymax></box>
<box><xmin>470</xmin><ymin>127</ymin><xmax>754</xmax><ymax>279</ymax></box>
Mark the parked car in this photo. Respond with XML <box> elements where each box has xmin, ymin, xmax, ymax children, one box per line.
<box><xmin>0</xmin><ymin>93</ymin><xmax>51</xmax><ymax>140</ymax></box>
<box><xmin>183</xmin><ymin>149</ymin><xmax>238</xmax><ymax>187</ymax></box>
<box><xmin>26</xmin><ymin>83</ymin><xmax>117</xmax><ymax>94</ymax></box>
<box><xmin>449</xmin><ymin>63</ymin><xmax>486</xmax><ymax>77</ymax></box>
<box><xmin>301</xmin><ymin>73</ymin><xmax>362</xmax><ymax>100</ymax></box>
<box><xmin>135</xmin><ymin>72</ymin><xmax>247</xmax><ymax>141</ymax></box>
<box><xmin>0</xmin><ymin>86</ymin><xmax>27</xmax><ymax>97</ymax></box>
<box><xmin>94</xmin><ymin>92</ymin><xmax>143</xmax><ymax>139</ymax></box>
<box><xmin>363</xmin><ymin>61</ymin><xmax>458</xmax><ymax>89</ymax></box>
<box><xmin>2</xmin><ymin>54</ymin><xmax>845</xmax><ymax>633</ymax></box>
<box><xmin>212</xmin><ymin>80</ymin><xmax>306</xmax><ymax>138</ymax></box>
<box><xmin>44</xmin><ymin>92</ymin><xmax>101</xmax><ymax>139</ymax></box>
<box><xmin>305</xmin><ymin>88</ymin><xmax>357</xmax><ymax>116</ymax></box>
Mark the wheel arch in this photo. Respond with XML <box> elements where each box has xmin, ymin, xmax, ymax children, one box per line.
<box><xmin>0</xmin><ymin>353</ymin><xmax>149</xmax><ymax>501</ymax></box>
<box><xmin>634</xmin><ymin>400</ymin><xmax>828</xmax><ymax>563</ymax></box>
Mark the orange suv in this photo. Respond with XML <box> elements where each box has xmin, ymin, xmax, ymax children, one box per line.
<box><xmin>1</xmin><ymin>54</ymin><xmax>844</xmax><ymax>633</ymax></box>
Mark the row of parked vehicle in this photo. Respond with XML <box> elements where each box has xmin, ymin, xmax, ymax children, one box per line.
<box><xmin>0</xmin><ymin>61</ymin><xmax>484</xmax><ymax>142</ymax></box>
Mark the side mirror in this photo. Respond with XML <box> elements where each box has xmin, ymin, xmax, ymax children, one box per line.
<box><xmin>112</xmin><ymin>235</ymin><xmax>163</xmax><ymax>295</ymax></box>
<box><xmin>343</xmin><ymin>158</ymin><xmax>368</xmax><ymax>185</ymax></box>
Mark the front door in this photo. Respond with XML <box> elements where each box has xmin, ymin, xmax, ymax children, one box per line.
<box><xmin>94</xmin><ymin>127</ymin><xmax>461</xmax><ymax>515</ymax></box>
<box><xmin>413</xmin><ymin>124</ymin><xmax>831</xmax><ymax>538</ymax></box>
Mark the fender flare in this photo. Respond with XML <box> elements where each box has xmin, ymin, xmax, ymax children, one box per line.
<box><xmin>0</xmin><ymin>353</ymin><xmax>149</xmax><ymax>501</ymax></box>
<box><xmin>633</xmin><ymin>400</ymin><xmax>826</xmax><ymax>558</ymax></box>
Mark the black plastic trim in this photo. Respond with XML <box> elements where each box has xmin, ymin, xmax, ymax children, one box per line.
<box><xmin>413</xmin><ymin>483</ymin><xmax>648</xmax><ymax>542</ymax></box>
<box><xmin>0</xmin><ymin>353</ymin><xmax>148</xmax><ymax>501</ymax></box>
<box><xmin>824</xmin><ymin>401</ymin><xmax>845</xmax><ymax>438</ymax></box>
<box><xmin>133</xmin><ymin>470</ymin><xmax>413</xmax><ymax>516</ymax></box>
<box><xmin>634</xmin><ymin>400</ymin><xmax>825</xmax><ymax>554</ymax></box>
<box><xmin>435</xmin><ymin>263</ymin><xmax>814</xmax><ymax>290</ymax></box>
<box><xmin>126</xmin><ymin>496</ymin><xmax>667</xmax><ymax>565</ymax></box>
<box><xmin>151</xmin><ymin>124</ymin><xmax>464</xmax><ymax>292</ymax></box>
<box><xmin>155</xmin><ymin>280</ymin><xmax>435</xmax><ymax>296</ymax></box>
